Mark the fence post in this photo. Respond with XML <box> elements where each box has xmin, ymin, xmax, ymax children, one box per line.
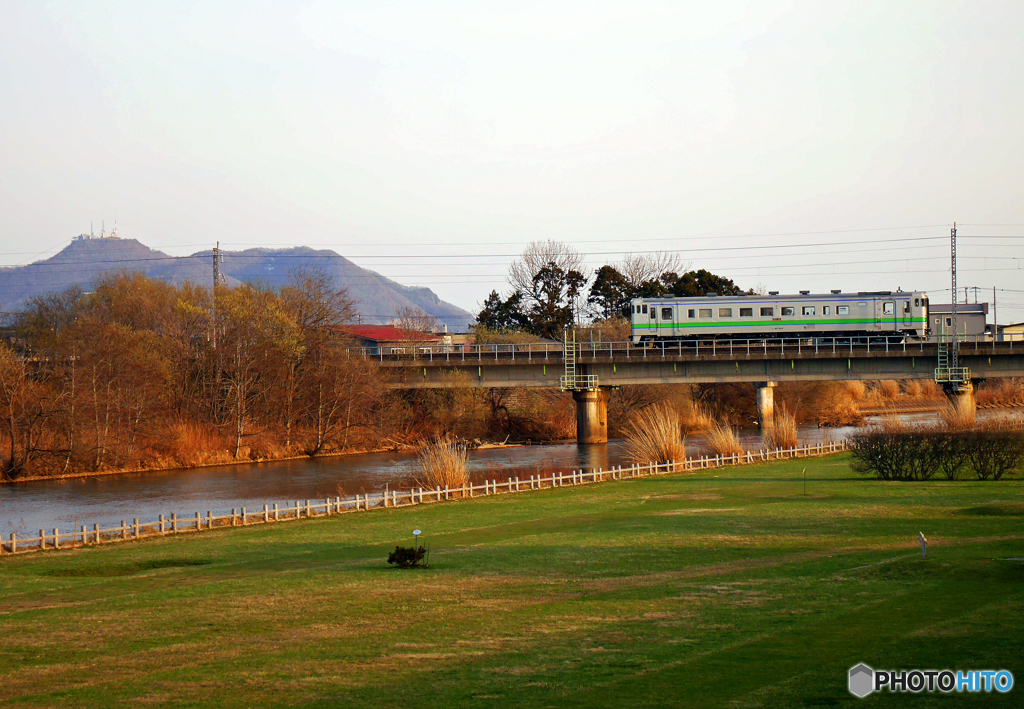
<box><xmin>53</xmin><ymin>528</ymin><xmax>60</xmax><ymax>550</ymax></box>
<box><xmin>172</xmin><ymin>513</ymin><xmax>178</xmax><ymax>533</ymax></box>
<box><xmin>194</xmin><ymin>512</ymin><xmax>201</xmax><ymax>531</ymax></box>
<box><xmin>122</xmin><ymin>520</ymin><xmax>127</xmax><ymax>540</ymax></box>
<box><xmin>93</xmin><ymin>523</ymin><xmax>100</xmax><ymax>544</ymax></box>
<box><xmin>306</xmin><ymin>500</ymin><xmax>311</xmax><ymax>517</ymax></box>
<box><xmin>273</xmin><ymin>503</ymin><xmax>279</xmax><ymax>521</ymax></box>
<box><xmin>39</xmin><ymin>530</ymin><xmax>45</xmax><ymax>550</ymax></box>
<box><xmin>134</xmin><ymin>519</ymin><xmax>139</xmax><ymax>537</ymax></box>
<box><xmin>10</xmin><ymin>533</ymin><xmax>15</xmax><ymax>554</ymax></box>
<box><xmin>159</xmin><ymin>515</ymin><xmax>166</xmax><ymax>534</ymax></box>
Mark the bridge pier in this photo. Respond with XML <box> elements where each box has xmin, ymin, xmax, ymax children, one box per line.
<box><xmin>755</xmin><ymin>382</ymin><xmax>776</xmax><ymax>429</ymax></box>
<box><xmin>573</xmin><ymin>388</ymin><xmax>610</xmax><ymax>444</ymax></box>
<box><xmin>942</xmin><ymin>379</ymin><xmax>978</xmax><ymax>411</ymax></box>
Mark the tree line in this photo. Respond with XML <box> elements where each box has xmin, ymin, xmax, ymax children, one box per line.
<box><xmin>474</xmin><ymin>240</ymin><xmax>744</xmax><ymax>339</ymax></box>
<box><xmin>0</xmin><ymin>269</ymin><xmax>388</xmax><ymax>480</ymax></box>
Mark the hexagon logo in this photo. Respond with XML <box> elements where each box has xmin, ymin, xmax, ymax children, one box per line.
<box><xmin>849</xmin><ymin>663</ymin><xmax>874</xmax><ymax>698</ymax></box>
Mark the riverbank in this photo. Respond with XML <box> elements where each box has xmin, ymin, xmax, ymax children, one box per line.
<box><xmin>2</xmin><ymin>455</ymin><xmax>1022</xmax><ymax>707</ymax></box>
<box><xmin>0</xmin><ymin>439</ymin><xmax>532</xmax><ymax>487</ymax></box>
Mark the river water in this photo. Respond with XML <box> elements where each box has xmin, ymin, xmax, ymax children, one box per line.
<box><xmin>0</xmin><ymin>424</ymin><xmax>863</xmax><ymax>537</ymax></box>
<box><xmin>6</xmin><ymin>408</ymin><xmax>1022</xmax><ymax>537</ymax></box>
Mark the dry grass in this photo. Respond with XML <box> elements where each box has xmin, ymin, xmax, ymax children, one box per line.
<box><xmin>703</xmin><ymin>421</ymin><xmax>745</xmax><ymax>457</ymax></box>
<box><xmin>878</xmin><ymin>380</ymin><xmax>901</xmax><ymax>400</ymax></box>
<box><xmin>844</xmin><ymin>381</ymin><xmax>866</xmax><ymax>402</ymax></box>
<box><xmin>878</xmin><ymin>412</ymin><xmax>908</xmax><ymax>433</ymax></box>
<box><xmin>813</xmin><ymin>383</ymin><xmax>862</xmax><ymax>426</ymax></box>
<box><xmin>977</xmin><ymin>378</ymin><xmax>1024</xmax><ymax>407</ymax></box>
<box><xmin>762</xmin><ymin>405</ymin><xmax>798</xmax><ymax>449</ymax></box>
<box><xmin>938</xmin><ymin>397</ymin><xmax>976</xmax><ymax>430</ymax></box>
<box><xmin>679</xmin><ymin>400</ymin><xmax>715</xmax><ymax>433</ymax></box>
<box><xmin>164</xmin><ymin>423</ymin><xmax>231</xmax><ymax>467</ymax></box>
<box><xmin>904</xmin><ymin>380</ymin><xmax>923</xmax><ymax>398</ymax></box>
<box><xmin>622</xmin><ymin>403</ymin><xmax>685</xmax><ymax>465</ymax></box>
<box><xmin>416</xmin><ymin>439</ymin><xmax>469</xmax><ymax>489</ymax></box>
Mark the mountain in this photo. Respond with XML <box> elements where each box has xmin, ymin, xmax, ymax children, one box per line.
<box><xmin>0</xmin><ymin>237</ymin><xmax>475</xmax><ymax>331</ymax></box>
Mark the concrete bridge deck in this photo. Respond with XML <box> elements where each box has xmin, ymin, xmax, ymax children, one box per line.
<box><xmin>370</xmin><ymin>338</ymin><xmax>1024</xmax><ymax>389</ymax></box>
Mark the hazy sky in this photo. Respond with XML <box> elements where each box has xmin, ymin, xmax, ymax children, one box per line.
<box><xmin>2</xmin><ymin>1</ymin><xmax>1023</xmax><ymax>321</ymax></box>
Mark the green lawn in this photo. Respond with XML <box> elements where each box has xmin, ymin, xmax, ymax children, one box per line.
<box><xmin>1</xmin><ymin>455</ymin><xmax>1023</xmax><ymax>708</ymax></box>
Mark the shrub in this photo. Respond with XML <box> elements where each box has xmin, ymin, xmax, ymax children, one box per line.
<box><xmin>704</xmin><ymin>420</ymin><xmax>745</xmax><ymax>457</ymax></box>
<box><xmin>623</xmin><ymin>403</ymin><xmax>685</xmax><ymax>465</ymax></box>
<box><xmin>416</xmin><ymin>439</ymin><xmax>469</xmax><ymax>489</ymax></box>
<box><xmin>387</xmin><ymin>544</ymin><xmax>428</xmax><ymax>568</ymax></box>
<box><xmin>851</xmin><ymin>424</ymin><xmax>1024</xmax><ymax>481</ymax></box>
<box><xmin>762</xmin><ymin>405</ymin><xmax>798</xmax><ymax>449</ymax></box>
<box><xmin>965</xmin><ymin>424</ymin><xmax>1024</xmax><ymax>480</ymax></box>
<box><xmin>849</xmin><ymin>429</ymin><xmax>940</xmax><ymax>481</ymax></box>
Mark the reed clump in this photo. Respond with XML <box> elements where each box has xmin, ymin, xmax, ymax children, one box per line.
<box><xmin>622</xmin><ymin>403</ymin><xmax>685</xmax><ymax>465</ymax></box>
<box><xmin>762</xmin><ymin>405</ymin><xmax>798</xmax><ymax>449</ymax></box>
<box><xmin>844</xmin><ymin>380</ymin><xmax>867</xmax><ymax>402</ymax></box>
<box><xmin>416</xmin><ymin>439</ymin><xmax>469</xmax><ymax>489</ymax></box>
<box><xmin>704</xmin><ymin>420</ymin><xmax>745</xmax><ymax>457</ymax></box>
<box><xmin>879</xmin><ymin>380</ymin><xmax>901</xmax><ymax>400</ymax></box>
<box><xmin>679</xmin><ymin>400</ymin><xmax>715</xmax><ymax>432</ymax></box>
<box><xmin>938</xmin><ymin>397</ymin><xmax>976</xmax><ymax>430</ymax></box>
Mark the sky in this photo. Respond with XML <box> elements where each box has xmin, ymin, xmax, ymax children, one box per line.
<box><xmin>2</xmin><ymin>1</ymin><xmax>1023</xmax><ymax>322</ymax></box>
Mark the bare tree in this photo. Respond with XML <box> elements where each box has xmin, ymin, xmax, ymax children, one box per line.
<box><xmin>390</xmin><ymin>306</ymin><xmax>439</xmax><ymax>333</ymax></box>
<box><xmin>619</xmin><ymin>252</ymin><xmax>689</xmax><ymax>288</ymax></box>
<box><xmin>508</xmin><ymin>240</ymin><xmax>586</xmax><ymax>296</ymax></box>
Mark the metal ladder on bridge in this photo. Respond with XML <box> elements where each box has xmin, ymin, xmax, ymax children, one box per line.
<box><xmin>934</xmin><ymin>322</ymin><xmax>970</xmax><ymax>389</ymax></box>
<box><xmin>560</xmin><ymin>329</ymin><xmax>598</xmax><ymax>391</ymax></box>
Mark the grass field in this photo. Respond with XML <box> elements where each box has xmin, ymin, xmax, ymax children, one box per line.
<box><xmin>2</xmin><ymin>454</ymin><xmax>1023</xmax><ymax>708</ymax></box>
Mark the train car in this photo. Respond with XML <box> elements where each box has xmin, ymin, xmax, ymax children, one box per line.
<box><xmin>630</xmin><ymin>290</ymin><xmax>929</xmax><ymax>344</ymax></box>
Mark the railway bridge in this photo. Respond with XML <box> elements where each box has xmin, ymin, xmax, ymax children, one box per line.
<box><xmin>361</xmin><ymin>336</ymin><xmax>1024</xmax><ymax>444</ymax></box>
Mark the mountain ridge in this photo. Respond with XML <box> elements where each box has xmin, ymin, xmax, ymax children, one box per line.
<box><xmin>0</xmin><ymin>238</ymin><xmax>474</xmax><ymax>331</ymax></box>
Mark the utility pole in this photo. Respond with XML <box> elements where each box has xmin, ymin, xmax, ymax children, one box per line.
<box><xmin>993</xmin><ymin>286</ymin><xmax>998</xmax><ymax>341</ymax></box>
<box><xmin>212</xmin><ymin>242</ymin><xmax>222</xmax><ymax>349</ymax></box>
<box><xmin>951</xmin><ymin>223</ymin><xmax>957</xmax><ymax>372</ymax></box>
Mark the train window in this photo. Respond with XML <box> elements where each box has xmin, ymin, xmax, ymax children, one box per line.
<box><xmin>914</xmin><ymin>298</ymin><xmax>920</xmax><ymax>307</ymax></box>
<box><xmin>857</xmin><ymin>301</ymin><xmax>867</xmax><ymax>307</ymax></box>
<box><xmin>883</xmin><ymin>302</ymin><xmax>895</xmax><ymax>315</ymax></box>
<box><xmin>718</xmin><ymin>308</ymin><xmax>732</xmax><ymax>318</ymax></box>
<box><xmin>760</xmin><ymin>307</ymin><xmax>773</xmax><ymax>316</ymax></box>
<box><xmin>688</xmin><ymin>309</ymin><xmax>695</xmax><ymax>319</ymax></box>
<box><xmin>634</xmin><ymin>305</ymin><xmax>640</xmax><ymax>313</ymax></box>
<box><xmin>698</xmin><ymin>308</ymin><xmax>712</xmax><ymax>318</ymax></box>
<box><xmin>903</xmin><ymin>301</ymin><xmax>911</xmax><ymax>314</ymax></box>
<box><xmin>740</xmin><ymin>307</ymin><xmax>753</xmax><ymax>317</ymax></box>
<box><xmin>802</xmin><ymin>306</ymin><xmax>815</xmax><ymax>316</ymax></box>
<box><xmin>781</xmin><ymin>307</ymin><xmax>795</xmax><ymax>316</ymax></box>
<box><xmin>641</xmin><ymin>304</ymin><xmax>647</xmax><ymax>314</ymax></box>
<box><xmin>837</xmin><ymin>306</ymin><xmax>850</xmax><ymax>315</ymax></box>
<box><xmin>823</xmin><ymin>306</ymin><xmax>830</xmax><ymax>315</ymax></box>
<box><xmin>661</xmin><ymin>307</ymin><xmax>673</xmax><ymax>319</ymax></box>
<box><xmin>650</xmin><ymin>308</ymin><xmax>657</xmax><ymax>319</ymax></box>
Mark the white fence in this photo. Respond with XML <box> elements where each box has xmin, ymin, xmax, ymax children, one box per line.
<box><xmin>0</xmin><ymin>440</ymin><xmax>849</xmax><ymax>557</ymax></box>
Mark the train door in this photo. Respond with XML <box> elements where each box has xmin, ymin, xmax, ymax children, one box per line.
<box><xmin>660</xmin><ymin>305</ymin><xmax>676</xmax><ymax>338</ymax></box>
<box><xmin>883</xmin><ymin>301</ymin><xmax>896</xmax><ymax>331</ymax></box>
<box><xmin>901</xmin><ymin>299</ymin><xmax>912</xmax><ymax>329</ymax></box>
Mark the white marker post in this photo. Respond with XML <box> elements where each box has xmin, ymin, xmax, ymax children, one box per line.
<box><xmin>919</xmin><ymin>531</ymin><xmax>928</xmax><ymax>558</ymax></box>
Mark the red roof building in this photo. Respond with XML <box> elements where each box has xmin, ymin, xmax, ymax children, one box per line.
<box><xmin>338</xmin><ymin>325</ymin><xmax>443</xmax><ymax>354</ymax></box>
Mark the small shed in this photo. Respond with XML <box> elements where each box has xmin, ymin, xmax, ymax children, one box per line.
<box><xmin>928</xmin><ymin>303</ymin><xmax>988</xmax><ymax>340</ymax></box>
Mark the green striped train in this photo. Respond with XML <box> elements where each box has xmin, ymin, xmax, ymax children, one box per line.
<box><xmin>630</xmin><ymin>290</ymin><xmax>930</xmax><ymax>345</ymax></box>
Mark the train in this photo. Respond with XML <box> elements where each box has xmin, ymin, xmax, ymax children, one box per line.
<box><xmin>630</xmin><ymin>290</ymin><xmax>930</xmax><ymax>344</ymax></box>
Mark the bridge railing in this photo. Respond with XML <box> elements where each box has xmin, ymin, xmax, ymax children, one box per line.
<box><xmin>349</xmin><ymin>332</ymin><xmax>1024</xmax><ymax>362</ymax></box>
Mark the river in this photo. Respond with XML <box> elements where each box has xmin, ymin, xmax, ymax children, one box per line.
<box><xmin>0</xmin><ymin>424</ymin><xmax>865</xmax><ymax>537</ymax></box>
<box><xmin>7</xmin><ymin>408</ymin><xmax>1023</xmax><ymax>537</ymax></box>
